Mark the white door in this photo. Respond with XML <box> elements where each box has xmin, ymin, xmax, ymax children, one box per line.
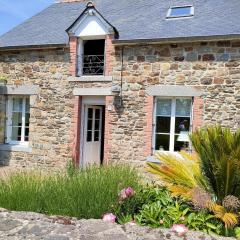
<box><xmin>82</xmin><ymin>105</ymin><xmax>103</xmax><ymax>166</ymax></box>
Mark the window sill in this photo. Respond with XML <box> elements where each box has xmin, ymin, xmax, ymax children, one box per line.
<box><xmin>147</xmin><ymin>151</ymin><xmax>184</xmax><ymax>164</ymax></box>
<box><xmin>68</xmin><ymin>76</ymin><xmax>113</xmax><ymax>82</ymax></box>
<box><xmin>146</xmin><ymin>155</ymin><xmax>161</xmax><ymax>164</ymax></box>
<box><xmin>0</xmin><ymin>144</ymin><xmax>32</xmax><ymax>153</ymax></box>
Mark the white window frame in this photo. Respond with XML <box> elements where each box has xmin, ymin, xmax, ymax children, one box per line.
<box><xmin>153</xmin><ymin>97</ymin><xmax>193</xmax><ymax>152</ymax></box>
<box><xmin>6</xmin><ymin>96</ymin><xmax>29</xmax><ymax>145</ymax></box>
<box><xmin>167</xmin><ymin>6</ymin><xmax>194</xmax><ymax>19</ymax></box>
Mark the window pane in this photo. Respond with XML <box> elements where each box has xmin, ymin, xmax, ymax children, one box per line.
<box><xmin>156</xmin><ymin>116</ymin><xmax>171</xmax><ymax>133</ymax></box>
<box><xmin>87</xmin><ymin>119</ymin><xmax>92</xmax><ymax>131</ymax></box>
<box><xmin>174</xmin><ymin>135</ymin><xmax>189</xmax><ymax>151</ymax></box>
<box><xmin>25</xmin><ymin>98</ymin><xmax>30</xmax><ymax>113</ymax></box>
<box><xmin>94</xmin><ymin>131</ymin><xmax>100</xmax><ymax>141</ymax></box>
<box><xmin>88</xmin><ymin>108</ymin><xmax>93</xmax><ymax>119</ymax></box>
<box><xmin>176</xmin><ymin>99</ymin><xmax>191</xmax><ymax>116</ymax></box>
<box><xmin>12</xmin><ymin>112</ymin><xmax>22</xmax><ymax>126</ymax></box>
<box><xmin>25</xmin><ymin>128</ymin><xmax>29</xmax><ymax>141</ymax></box>
<box><xmin>95</xmin><ymin>109</ymin><xmax>100</xmax><ymax>120</ymax></box>
<box><xmin>25</xmin><ymin>113</ymin><xmax>30</xmax><ymax>127</ymax></box>
<box><xmin>175</xmin><ymin>117</ymin><xmax>190</xmax><ymax>133</ymax></box>
<box><xmin>87</xmin><ymin>131</ymin><xmax>92</xmax><ymax>142</ymax></box>
<box><xmin>95</xmin><ymin>119</ymin><xmax>100</xmax><ymax>131</ymax></box>
<box><xmin>155</xmin><ymin>134</ymin><xmax>170</xmax><ymax>151</ymax></box>
<box><xmin>156</xmin><ymin>99</ymin><xmax>172</xmax><ymax>116</ymax></box>
<box><xmin>12</xmin><ymin>127</ymin><xmax>21</xmax><ymax>141</ymax></box>
<box><xmin>169</xmin><ymin>7</ymin><xmax>192</xmax><ymax>17</ymax></box>
<box><xmin>12</xmin><ymin>98</ymin><xmax>23</xmax><ymax>112</ymax></box>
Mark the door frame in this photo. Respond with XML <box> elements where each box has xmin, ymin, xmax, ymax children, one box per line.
<box><xmin>80</xmin><ymin>96</ymin><xmax>105</xmax><ymax>167</ymax></box>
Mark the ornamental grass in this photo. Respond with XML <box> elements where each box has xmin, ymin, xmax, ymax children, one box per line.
<box><xmin>0</xmin><ymin>164</ymin><xmax>140</xmax><ymax>219</ymax></box>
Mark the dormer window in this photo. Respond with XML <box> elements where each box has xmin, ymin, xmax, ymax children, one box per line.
<box><xmin>67</xmin><ymin>2</ymin><xmax>117</xmax><ymax>77</ymax></box>
<box><xmin>167</xmin><ymin>6</ymin><xmax>194</xmax><ymax>18</ymax></box>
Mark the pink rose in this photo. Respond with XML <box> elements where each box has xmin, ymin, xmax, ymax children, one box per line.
<box><xmin>102</xmin><ymin>213</ymin><xmax>116</xmax><ymax>223</ymax></box>
<box><xmin>171</xmin><ymin>224</ymin><xmax>188</xmax><ymax>236</ymax></box>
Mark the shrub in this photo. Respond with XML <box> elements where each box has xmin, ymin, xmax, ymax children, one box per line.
<box><xmin>0</xmin><ymin>164</ymin><xmax>140</xmax><ymax>219</ymax></box>
<box><xmin>190</xmin><ymin>126</ymin><xmax>240</xmax><ymax>202</ymax></box>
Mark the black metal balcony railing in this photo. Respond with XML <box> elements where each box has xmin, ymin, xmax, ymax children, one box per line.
<box><xmin>83</xmin><ymin>55</ymin><xmax>104</xmax><ymax>75</ymax></box>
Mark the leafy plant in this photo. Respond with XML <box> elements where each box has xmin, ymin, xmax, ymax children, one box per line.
<box><xmin>147</xmin><ymin>151</ymin><xmax>209</xmax><ymax>198</ymax></box>
<box><xmin>235</xmin><ymin>227</ymin><xmax>240</xmax><ymax>239</ymax></box>
<box><xmin>186</xmin><ymin>211</ymin><xmax>223</xmax><ymax>235</ymax></box>
<box><xmin>132</xmin><ymin>188</ymin><xmax>223</xmax><ymax>235</ymax></box>
<box><xmin>190</xmin><ymin>126</ymin><xmax>240</xmax><ymax>202</ymax></box>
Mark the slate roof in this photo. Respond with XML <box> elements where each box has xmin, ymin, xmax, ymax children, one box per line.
<box><xmin>0</xmin><ymin>0</ymin><xmax>240</xmax><ymax>49</ymax></box>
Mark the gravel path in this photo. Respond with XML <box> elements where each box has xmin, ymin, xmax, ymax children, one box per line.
<box><xmin>0</xmin><ymin>208</ymin><xmax>235</xmax><ymax>240</ymax></box>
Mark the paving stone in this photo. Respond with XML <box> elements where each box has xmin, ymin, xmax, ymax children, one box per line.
<box><xmin>0</xmin><ymin>219</ymin><xmax>22</xmax><ymax>231</ymax></box>
<box><xmin>44</xmin><ymin>236</ymin><xmax>69</xmax><ymax>240</ymax></box>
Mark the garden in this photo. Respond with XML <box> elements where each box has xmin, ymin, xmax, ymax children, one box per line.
<box><xmin>0</xmin><ymin>126</ymin><xmax>239</xmax><ymax>238</ymax></box>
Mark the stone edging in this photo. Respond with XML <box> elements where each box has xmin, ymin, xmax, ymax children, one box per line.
<box><xmin>0</xmin><ymin>209</ymin><xmax>235</xmax><ymax>240</ymax></box>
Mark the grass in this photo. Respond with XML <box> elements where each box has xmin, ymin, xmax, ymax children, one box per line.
<box><xmin>0</xmin><ymin>164</ymin><xmax>140</xmax><ymax>219</ymax></box>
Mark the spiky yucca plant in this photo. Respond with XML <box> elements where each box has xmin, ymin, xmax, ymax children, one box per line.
<box><xmin>190</xmin><ymin>126</ymin><xmax>240</xmax><ymax>203</ymax></box>
<box><xmin>147</xmin><ymin>151</ymin><xmax>210</xmax><ymax>198</ymax></box>
<box><xmin>147</xmin><ymin>149</ymin><xmax>239</xmax><ymax>230</ymax></box>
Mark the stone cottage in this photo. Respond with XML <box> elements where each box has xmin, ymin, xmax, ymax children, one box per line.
<box><xmin>0</xmin><ymin>0</ymin><xmax>239</xmax><ymax>169</ymax></box>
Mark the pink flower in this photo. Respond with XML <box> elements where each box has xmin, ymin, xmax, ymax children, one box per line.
<box><xmin>128</xmin><ymin>220</ymin><xmax>136</xmax><ymax>226</ymax></box>
<box><xmin>118</xmin><ymin>187</ymin><xmax>135</xmax><ymax>202</ymax></box>
<box><xmin>119</xmin><ymin>189</ymin><xmax>128</xmax><ymax>201</ymax></box>
<box><xmin>171</xmin><ymin>224</ymin><xmax>188</xmax><ymax>236</ymax></box>
<box><xmin>102</xmin><ymin>213</ymin><xmax>116</xmax><ymax>223</ymax></box>
<box><xmin>125</xmin><ymin>187</ymin><xmax>135</xmax><ymax>197</ymax></box>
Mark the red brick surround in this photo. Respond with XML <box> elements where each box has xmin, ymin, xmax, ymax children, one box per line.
<box><xmin>70</xmin><ymin>96</ymin><xmax>82</xmax><ymax>166</ymax></box>
<box><xmin>144</xmin><ymin>95</ymin><xmax>204</xmax><ymax>157</ymax></box>
<box><xmin>193</xmin><ymin>97</ymin><xmax>204</xmax><ymax>131</ymax></box>
<box><xmin>104</xmin><ymin>34</ymin><xmax>114</xmax><ymax>76</ymax></box>
<box><xmin>69</xmin><ymin>36</ymin><xmax>78</xmax><ymax>76</ymax></box>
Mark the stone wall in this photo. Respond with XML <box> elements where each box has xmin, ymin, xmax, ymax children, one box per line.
<box><xmin>107</xmin><ymin>40</ymin><xmax>240</xmax><ymax>165</ymax></box>
<box><xmin>0</xmin><ymin>40</ymin><xmax>239</xmax><ymax>169</ymax></box>
<box><xmin>0</xmin><ymin>49</ymin><xmax>72</xmax><ymax>168</ymax></box>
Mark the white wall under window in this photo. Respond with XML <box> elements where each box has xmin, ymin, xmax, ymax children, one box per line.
<box><xmin>153</xmin><ymin>97</ymin><xmax>192</xmax><ymax>152</ymax></box>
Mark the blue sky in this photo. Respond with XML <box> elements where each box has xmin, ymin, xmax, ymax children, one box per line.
<box><xmin>0</xmin><ymin>0</ymin><xmax>55</xmax><ymax>35</ymax></box>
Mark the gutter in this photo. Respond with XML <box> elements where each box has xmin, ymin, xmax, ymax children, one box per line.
<box><xmin>0</xmin><ymin>44</ymin><xmax>69</xmax><ymax>52</ymax></box>
<box><xmin>112</xmin><ymin>34</ymin><xmax>240</xmax><ymax>46</ymax></box>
